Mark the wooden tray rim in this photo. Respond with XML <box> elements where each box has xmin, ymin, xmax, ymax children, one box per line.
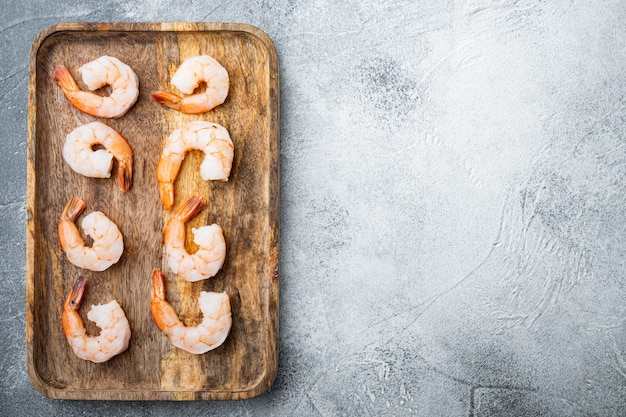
<box><xmin>25</xmin><ymin>21</ymin><xmax>280</xmax><ymax>401</ymax></box>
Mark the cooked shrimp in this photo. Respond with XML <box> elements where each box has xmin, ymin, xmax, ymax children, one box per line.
<box><xmin>58</xmin><ymin>197</ymin><xmax>124</xmax><ymax>272</ymax></box>
<box><xmin>157</xmin><ymin>121</ymin><xmax>234</xmax><ymax>210</ymax></box>
<box><xmin>152</xmin><ymin>55</ymin><xmax>229</xmax><ymax>114</ymax></box>
<box><xmin>54</xmin><ymin>55</ymin><xmax>139</xmax><ymax>118</ymax></box>
<box><xmin>150</xmin><ymin>269</ymin><xmax>231</xmax><ymax>354</ymax></box>
<box><xmin>63</xmin><ymin>121</ymin><xmax>133</xmax><ymax>191</ymax></box>
<box><xmin>164</xmin><ymin>196</ymin><xmax>226</xmax><ymax>282</ymax></box>
<box><xmin>62</xmin><ymin>276</ymin><xmax>131</xmax><ymax>363</ymax></box>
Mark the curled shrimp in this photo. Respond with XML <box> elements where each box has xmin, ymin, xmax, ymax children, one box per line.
<box><xmin>150</xmin><ymin>269</ymin><xmax>231</xmax><ymax>354</ymax></box>
<box><xmin>63</xmin><ymin>276</ymin><xmax>131</xmax><ymax>363</ymax></box>
<box><xmin>58</xmin><ymin>197</ymin><xmax>124</xmax><ymax>272</ymax></box>
<box><xmin>54</xmin><ymin>56</ymin><xmax>139</xmax><ymax>118</ymax></box>
<box><xmin>157</xmin><ymin>121</ymin><xmax>234</xmax><ymax>210</ymax></box>
<box><xmin>63</xmin><ymin>121</ymin><xmax>133</xmax><ymax>191</ymax></box>
<box><xmin>164</xmin><ymin>196</ymin><xmax>226</xmax><ymax>282</ymax></box>
<box><xmin>152</xmin><ymin>55</ymin><xmax>229</xmax><ymax>114</ymax></box>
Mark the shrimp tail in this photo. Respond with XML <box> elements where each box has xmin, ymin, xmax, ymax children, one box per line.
<box><xmin>152</xmin><ymin>91</ymin><xmax>210</xmax><ymax>114</ymax></box>
<box><xmin>67</xmin><ymin>276</ymin><xmax>87</xmax><ymax>311</ymax></box>
<box><xmin>157</xmin><ymin>151</ymin><xmax>183</xmax><ymax>211</ymax></box>
<box><xmin>61</xmin><ymin>197</ymin><xmax>86</xmax><ymax>222</ymax></box>
<box><xmin>151</xmin><ymin>91</ymin><xmax>183</xmax><ymax>111</ymax></box>
<box><xmin>62</xmin><ymin>276</ymin><xmax>87</xmax><ymax>339</ymax></box>
<box><xmin>159</xmin><ymin>182</ymin><xmax>175</xmax><ymax>212</ymax></box>
<box><xmin>150</xmin><ymin>269</ymin><xmax>181</xmax><ymax>332</ymax></box>
<box><xmin>151</xmin><ymin>269</ymin><xmax>166</xmax><ymax>302</ymax></box>
<box><xmin>118</xmin><ymin>159</ymin><xmax>133</xmax><ymax>192</ymax></box>
<box><xmin>53</xmin><ymin>66</ymin><xmax>80</xmax><ymax>94</ymax></box>
<box><xmin>174</xmin><ymin>196</ymin><xmax>206</xmax><ymax>222</ymax></box>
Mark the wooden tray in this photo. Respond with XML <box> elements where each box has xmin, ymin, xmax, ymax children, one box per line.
<box><xmin>26</xmin><ymin>22</ymin><xmax>279</xmax><ymax>400</ymax></box>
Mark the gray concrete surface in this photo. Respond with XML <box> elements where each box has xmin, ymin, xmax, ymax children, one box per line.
<box><xmin>3</xmin><ymin>0</ymin><xmax>626</xmax><ymax>415</ymax></box>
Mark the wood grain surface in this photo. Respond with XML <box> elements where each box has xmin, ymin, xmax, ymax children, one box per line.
<box><xmin>26</xmin><ymin>22</ymin><xmax>279</xmax><ymax>400</ymax></box>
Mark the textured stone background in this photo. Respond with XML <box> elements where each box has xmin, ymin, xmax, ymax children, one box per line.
<box><xmin>3</xmin><ymin>0</ymin><xmax>626</xmax><ymax>415</ymax></box>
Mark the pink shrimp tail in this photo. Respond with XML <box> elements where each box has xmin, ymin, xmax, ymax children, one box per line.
<box><xmin>157</xmin><ymin>150</ymin><xmax>183</xmax><ymax>210</ymax></box>
<box><xmin>151</xmin><ymin>91</ymin><xmax>183</xmax><ymax>111</ymax></box>
<box><xmin>150</xmin><ymin>269</ymin><xmax>180</xmax><ymax>332</ymax></box>
<box><xmin>151</xmin><ymin>269</ymin><xmax>166</xmax><ymax>303</ymax></box>
<box><xmin>53</xmin><ymin>66</ymin><xmax>80</xmax><ymax>94</ymax></box>
<box><xmin>62</xmin><ymin>276</ymin><xmax>87</xmax><ymax>339</ymax></box>
<box><xmin>118</xmin><ymin>159</ymin><xmax>133</xmax><ymax>192</ymax></box>
<box><xmin>159</xmin><ymin>182</ymin><xmax>174</xmax><ymax>211</ymax></box>
<box><xmin>67</xmin><ymin>276</ymin><xmax>87</xmax><ymax>311</ymax></box>
<box><xmin>174</xmin><ymin>196</ymin><xmax>205</xmax><ymax>223</ymax></box>
<box><xmin>61</xmin><ymin>197</ymin><xmax>86</xmax><ymax>222</ymax></box>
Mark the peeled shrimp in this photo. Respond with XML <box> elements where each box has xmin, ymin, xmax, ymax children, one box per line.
<box><xmin>63</xmin><ymin>122</ymin><xmax>133</xmax><ymax>191</ymax></box>
<box><xmin>58</xmin><ymin>197</ymin><xmax>124</xmax><ymax>272</ymax></box>
<box><xmin>54</xmin><ymin>56</ymin><xmax>139</xmax><ymax>118</ymax></box>
<box><xmin>157</xmin><ymin>121</ymin><xmax>234</xmax><ymax>210</ymax></box>
<box><xmin>63</xmin><ymin>276</ymin><xmax>131</xmax><ymax>363</ymax></box>
<box><xmin>150</xmin><ymin>269</ymin><xmax>231</xmax><ymax>354</ymax></box>
<box><xmin>164</xmin><ymin>196</ymin><xmax>226</xmax><ymax>282</ymax></box>
<box><xmin>152</xmin><ymin>55</ymin><xmax>229</xmax><ymax>114</ymax></box>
